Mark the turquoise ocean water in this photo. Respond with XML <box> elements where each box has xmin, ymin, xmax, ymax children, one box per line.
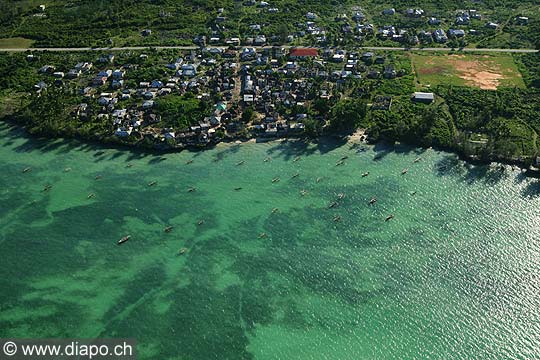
<box><xmin>0</xmin><ymin>122</ymin><xmax>539</xmax><ymax>359</ymax></box>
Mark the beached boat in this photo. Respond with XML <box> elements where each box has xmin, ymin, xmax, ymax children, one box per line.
<box><xmin>118</xmin><ymin>235</ymin><xmax>131</xmax><ymax>245</ymax></box>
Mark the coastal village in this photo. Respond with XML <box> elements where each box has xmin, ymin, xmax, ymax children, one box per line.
<box><xmin>25</xmin><ymin>3</ymin><xmax>528</xmax><ymax>150</ymax></box>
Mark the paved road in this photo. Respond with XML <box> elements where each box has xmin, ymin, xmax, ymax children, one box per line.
<box><xmin>0</xmin><ymin>45</ymin><xmax>537</xmax><ymax>53</ymax></box>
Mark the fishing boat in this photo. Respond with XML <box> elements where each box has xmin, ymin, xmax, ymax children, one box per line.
<box><xmin>340</xmin><ymin>155</ymin><xmax>349</xmax><ymax>161</ymax></box>
<box><xmin>164</xmin><ymin>226</ymin><xmax>173</xmax><ymax>233</ymax></box>
<box><xmin>293</xmin><ymin>156</ymin><xmax>301</xmax><ymax>162</ymax></box>
<box><xmin>22</xmin><ymin>167</ymin><xmax>31</xmax><ymax>173</ymax></box>
<box><xmin>63</xmin><ymin>167</ymin><xmax>72</xmax><ymax>172</ymax></box>
<box><xmin>300</xmin><ymin>189</ymin><xmax>308</xmax><ymax>196</ymax></box>
<box><xmin>87</xmin><ymin>193</ymin><xmax>95</xmax><ymax>199</ymax></box>
<box><xmin>272</xmin><ymin>208</ymin><xmax>279</xmax><ymax>214</ymax></box>
<box><xmin>95</xmin><ymin>175</ymin><xmax>103</xmax><ymax>180</ymax></box>
<box><xmin>186</xmin><ymin>160</ymin><xmax>194</xmax><ymax>164</ymax></box>
<box><xmin>178</xmin><ymin>247</ymin><xmax>188</xmax><ymax>255</ymax></box>
<box><xmin>43</xmin><ymin>185</ymin><xmax>52</xmax><ymax>192</ymax></box>
<box><xmin>401</xmin><ymin>169</ymin><xmax>409</xmax><ymax>175</ymax></box>
<box><xmin>118</xmin><ymin>235</ymin><xmax>131</xmax><ymax>245</ymax></box>
<box><xmin>188</xmin><ymin>187</ymin><xmax>197</xmax><ymax>192</ymax></box>
<box><xmin>362</xmin><ymin>172</ymin><xmax>370</xmax><ymax>177</ymax></box>
<box><xmin>292</xmin><ymin>172</ymin><xmax>300</xmax><ymax>178</ymax></box>
<box><xmin>126</xmin><ymin>163</ymin><xmax>133</xmax><ymax>168</ymax></box>
<box><xmin>337</xmin><ymin>193</ymin><xmax>345</xmax><ymax>200</ymax></box>
<box><xmin>259</xmin><ymin>233</ymin><xmax>267</xmax><ymax>239</ymax></box>
<box><xmin>197</xmin><ymin>220</ymin><xmax>205</xmax><ymax>226</ymax></box>
<box><xmin>272</xmin><ymin>177</ymin><xmax>280</xmax><ymax>183</ymax></box>
<box><xmin>263</xmin><ymin>157</ymin><xmax>272</xmax><ymax>162</ymax></box>
<box><xmin>333</xmin><ymin>215</ymin><xmax>342</xmax><ymax>222</ymax></box>
<box><xmin>328</xmin><ymin>201</ymin><xmax>338</xmax><ymax>209</ymax></box>
<box><xmin>410</xmin><ymin>191</ymin><xmax>417</xmax><ymax>196</ymax></box>
<box><xmin>336</xmin><ymin>160</ymin><xmax>345</xmax><ymax>166</ymax></box>
<box><xmin>148</xmin><ymin>181</ymin><xmax>157</xmax><ymax>187</ymax></box>
<box><xmin>316</xmin><ymin>177</ymin><xmax>322</xmax><ymax>183</ymax></box>
<box><xmin>234</xmin><ymin>187</ymin><xmax>243</xmax><ymax>191</ymax></box>
<box><xmin>413</xmin><ymin>157</ymin><xmax>421</xmax><ymax>163</ymax></box>
<box><xmin>369</xmin><ymin>197</ymin><xmax>377</xmax><ymax>205</ymax></box>
<box><xmin>385</xmin><ymin>215</ymin><xmax>395</xmax><ymax>222</ymax></box>
<box><xmin>236</xmin><ymin>160</ymin><xmax>245</xmax><ymax>166</ymax></box>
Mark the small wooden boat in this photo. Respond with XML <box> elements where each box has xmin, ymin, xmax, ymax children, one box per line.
<box><xmin>234</xmin><ymin>187</ymin><xmax>243</xmax><ymax>191</ymax></box>
<box><xmin>337</xmin><ymin>193</ymin><xmax>345</xmax><ymax>200</ymax></box>
<box><xmin>362</xmin><ymin>172</ymin><xmax>370</xmax><ymax>177</ymax></box>
<box><xmin>148</xmin><ymin>181</ymin><xmax>157</xmax><ymax>187</ymax></box>
<box><xmin>413</xmin><ymin>157</ymin><xmax>421</xmax><ymax>163</ymax></box>
<box><xmin>292</xmin><ymin>172</ymin><xmax>300</xmax><ymax>179</ymax></box>
<box><xmin>271</xmin><ymin>208</ymin><xmax>279</xmax><ymax>214</ymax></box>
<box><xmin>118</xmin><ymin>235</ymin><xmax>131</xmax><ymax>245</ymax></box>
<box><xmin>385</xmin><ymin>214</ymin><xmax>395</xmax><ymax>222</ymax></box>
<box><xmin>333</xmin><ymin>215</ymin><xmax>342</xmax><ymax>222</ymax></box>
<box><xmin>328</xmin><ymin>201</ymin><xmax>338</xmax><ymax>209</ymax></box>
<box><xmin>300</xmin><ymin>189</ymin><xmax>308</xmax><ymax>196</ymax></box>
<box><xmin>263</xmin><ymin>157</ymin><xmax>272</xmax><ymax>162</ymax></box>
<box><xmin>95</xmin><ymin>175</ymin><xmax>103</xmax><ymax>180</ymax></box>
<box><xmin>87</xmin><ymin>193</ymin><xmax>96</xmax><ymax>199</ymax></box>
<box><xmin>42</xmin><ymin>185</ymin><xmax>52</xmax><ymax>192</ymax></box>
<box><xmin>164</xmin><ymin>226</ymin><xmax>173</xmax><ymax>233</ymax></box>
<box><xmin>22</xmin><ymin>167</ymin><xmax>32</xmax><ymax>173</ymax></box>
<box><xmin>401</xmin><ymin>169</ymin><xmax>408</xmax><ymax>175</ymax></box>
<box><xmin>410</xmin><ymin>191</ymin><xmax>417</xmax><ymax>196</ymax></box>
<box><xmin>188</xmin><ymin>187</ymin><xmax>197</xmax><ymax>192</ymax></box>
<box><xmin>259</xmin><ymin>233</ymin><xmax>267</xmax><ymax>239</ymax></box>
<box><xmin>369</xmin><ymin>197</ymin><xmax>377</xmax><ymax>205</ymax></box>
<box><xmin>293</xmin><ymin>156</ymin><xmax>301</xmax><ymax>162</ymax></box>
<box><xmin>340</xmin><ymin>155</ymin><xmax>349</xmax><ymax>161</ymax></box>
<box><xmin>186</xmin><ymin>160</ymin><xmax>194</xmax><ymax>165</ymax></box>
<box><xmin>236</xmin><ymin>160</ymin><xmax>245</xmax><ymax>166</ymax></box>
<box><xmin>63</xmin><ymin>167</ymin><xmax>72</xmax><ymax>172</ymax></box>
<box><xmin>178</xmin><ymin>247</ymin><xmax>188</xmax><ymax>255</ymax></box>
<box><xmin>336</xmin><ymin>160</ymin><xmax>345</xmax><ymax>166</ymax></box>
<box><xmin>126</xmin><ymin>163</ymin><xmax>133</xmax><ymax>168</ymax></box>
<box><xmin>197</xmin><ymin>220</ymin><xmax>205</xmax><ymax>226</ymax></box>
<box><xmin>272</xmin><ymin>177</ymin><xmax>280</xmax><ymax>183</ymax></box>
<box><xmin>316</xmin><ymin>177</ymin><xmax>323</xmax><ymax>183</ymax></box>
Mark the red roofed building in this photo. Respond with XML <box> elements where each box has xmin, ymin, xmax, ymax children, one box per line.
<box><xmin>289</xmin><ymin>48</ymin><xmax>318</xmax><ymax>59</ymax></box>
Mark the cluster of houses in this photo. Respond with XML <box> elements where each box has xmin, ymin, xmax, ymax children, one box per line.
<box><xmin>184</xmin><ymin>5</ymin><xmax>524</xmax><ymax>49</ymax></box>
<box><xmin>31</xmin><ymin>43</ymin><xmax>418</xmax><ymax>148</ymax></box>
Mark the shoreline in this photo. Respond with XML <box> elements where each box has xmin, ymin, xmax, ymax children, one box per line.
<box><xmin>2</xmin><ymin>120</ymin><xmax>538</xmax><ymax>177</ymax></box>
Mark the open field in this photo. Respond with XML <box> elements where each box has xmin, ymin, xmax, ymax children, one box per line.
<box><xmin>0</xmin><ymin>37</ymin><xmax>34</xmax><ymax>49</ymax></box>
<box><xmin>411</xmin><ymin>52</ymin><xmax>526</xmax><ymax>90</ymax></box>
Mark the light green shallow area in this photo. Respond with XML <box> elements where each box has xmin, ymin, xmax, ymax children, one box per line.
<box><xmin>0</xmin><ymin>122</ymin><xmax>539</xmax><ymax>359</ymax></box>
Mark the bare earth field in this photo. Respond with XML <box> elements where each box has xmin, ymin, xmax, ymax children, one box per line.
<box><xmin>412</xmin><ymin>53</ymin><xmax>525</xmax><ymax>90</ymax></box>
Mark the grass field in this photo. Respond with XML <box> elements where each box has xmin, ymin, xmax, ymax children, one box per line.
<box><xmin>0</xmin><ymin>37</ymin><xmax>34</xmax><ymax>49</ymax></box>
<box><xmin>411</xmin><ymin>52</ymin><xmax>526</xmax><ymax>90</ymax></box>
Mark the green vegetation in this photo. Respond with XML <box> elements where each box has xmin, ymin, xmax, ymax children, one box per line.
<box><xmin>156</xmin><ymin>94</ymin><xmax>209</xmax><ymax>129</ymax></box>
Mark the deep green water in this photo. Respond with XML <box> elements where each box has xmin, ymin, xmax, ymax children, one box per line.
<box><xmin>1</xmin><ymin>122</ymin><xmax>539</xmax><ymax>359</ymax></box>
